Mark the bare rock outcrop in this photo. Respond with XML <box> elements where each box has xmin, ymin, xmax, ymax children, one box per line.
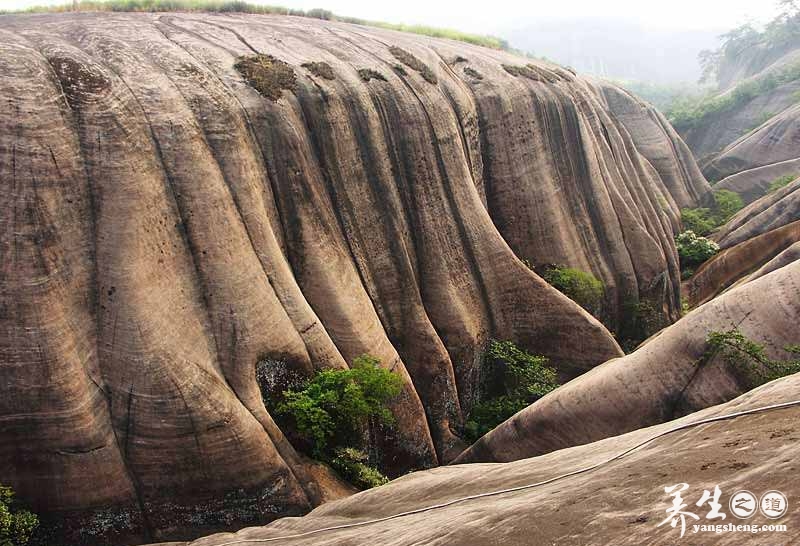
<box><xmin>0</xmin><ymin>11</ymin><xmax>707</xmax><ymax>544</ymax></box>
<box><xmin>701</xmin><ymin>103</ymin><xmax>800</xmax><ymax>183</ymax></box>
<box><xmin>683</xmin><ymin>220</ymin><xmax>800</xmax><ymax>307</ymax></box>
<box><xmin>714</xmin><ymin>177</ymin><xmax>800</xmax><ymax>249</ymax></box>
<box><xmin>456</xmin><ymin>259</ymin><xmax>800</xmax><ymax>464</ymax></box>
<box><xmin>150</xmin><ymin>374</ymin><xmax>800</xmax><ymax>546</ymax></box>
<box><xmin>715</xmin><ymin>158</ymin><xmax>800</xmax><ymax>204</ymax></box>
<box><xmin>591</xmin><ymin>80</ymin><xmax>710</xmax><ymax>209</ymax></box>
<box><xmin>681</xmin><ymin>181</ymin><xmax>800</xmax><ymax>306</ymax></box>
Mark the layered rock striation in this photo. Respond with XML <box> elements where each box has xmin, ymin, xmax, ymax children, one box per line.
<box><xmin>0</xmin><ymin>11</ymin><xmax>706</xmax><ymax>544</ymax></box>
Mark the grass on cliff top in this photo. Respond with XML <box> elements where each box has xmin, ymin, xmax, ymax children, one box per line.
<box><xmin>3</xmin><ymin>0</ymin><xmax>508</xmax><ymax>50</ymax></box>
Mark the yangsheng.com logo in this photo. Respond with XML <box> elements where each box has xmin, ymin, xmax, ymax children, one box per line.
<box><xmin>656</xmin><ymin>483</ymin><xmax>789</xmax><ymax>538</ymax></box>
<box><xmin>691</xmin><ymin>523</ymin><xmax>787</xmax><ymax>534</ymax></box>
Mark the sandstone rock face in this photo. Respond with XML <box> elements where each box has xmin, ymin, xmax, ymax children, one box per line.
<box><xmin>715</xmin><ymin>158</ymin><xmax>800</xmax><ymax>205</ymax></box>
<box><xmin>591</xmin><ymin>81</ymin><xmax>709</xmax><ymax>210</ymax></box>
<box><xmin>683</xmin><ymin>220</ymin><xmax>800</xmax><ymax>307</ymax></box>
<box><xmin>456</xmin><ymin>260</ymin><xmax>800</xmax><ymax>464</ymax></box>
<box><xmin>148</xmin><ymin>374</ymin><xmax>800</xmax><ymax>546</ymax></box>
<box><xmin>701</xmin><ymin>103</ymin><xmax>800</xmax><ymax>183</ymax></box>
<box><xmin>680</xmin><ymin>41</ymin><xmax>800</xmax><ymax>162</ymax></box>
<box><xmin>714</xmin><ymin>177</ymin><xmax>800</xmax><ymax>249</ymax></box>
<box><xmin>0</xmin><ymin>12</ymin><xmax>706</xmax><ymax>544</ymax></box>
<box><xmin>681</xmin><ymin>181</ymin><xmax>800</xmax><ymax>306</ymax></box>
<box><xmin>683</xmin><ymin>78</ymin><xmax>800</xmax><ymax>165</ymax></box>
<box><xmin>675</xmin><ymin>38</ymin><xmax>800</xmax><ymax>204</ymax></box>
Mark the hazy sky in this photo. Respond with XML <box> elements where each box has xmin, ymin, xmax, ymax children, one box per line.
<box><xmin>0</xmin><ymin>0</ymin><xmax>785</xmax><ymax>33</ymax></box>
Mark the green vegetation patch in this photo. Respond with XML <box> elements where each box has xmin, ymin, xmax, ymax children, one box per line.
<box><xmin>358</xmin><ymin>68</ymin><xmax>387</xmax><ymax>82</ymax></box>
<box><xmin>5</xmin><ymin>1</ymin><xmax>508</xmax><ymax>50</ymax></box>
<box><xmin>389</xmin><ymin>46</ymin><xmax>437</xmax><ymax>84</ymax></box>
<box><xmin>676</xmin><ymin>230</ymin><xmax>719</xmax><ymax>277</ymax></box>
<box><xmin>270</xmin><ymin>355</ymin><xmax>400</xmax><ymax>488</ymax></box>
<box><xmin>704</xmin><ymin>329</ymin><xmax>800</xmax><ymax>387</ymax></box>
<box><xmin>670</xmin><ymin>4</ymin><xmax>800</xmax><ymax>130</ymax></box>
<box><xmin>330</xmin><ymin>447</ymin><xmax>389</xmax><ymax>489</ymax></box>
<box><xmin>301</xmin><ymin>61</ymin><xmax>335</xmax><ymax>80</ymax></box>
<box><xmin>768</xmin><ymin>173</ymin><xmax>798</xmax><ymax>193</ymax></box>
<box><xmin>367</xmin><ymin>22</ymin><xmax>506</xmax><ymax>49</ymax></box>
<box><xmin>0</xmin><ymin>484</ymin><xmax>38</xmax><ymax>546</ymax></box>
<box><xmin>680</xmin><ymin>189</ymin><xmax>744</xmax><ymax>236</ymax></box>
<box><xmin>668</xmin><ymin>61</ymin><xmax>800</xmax><ymax>131</ymax></box>
<box><xmin>234</xmin><ymin>54</ymin><xmax>296</xmax><ymax>101</ymax></box>
<box><xmin>464</xmin><ymin>340</ymin><xmax>559</xmax><ymax>443</ymax></box>
<box><xmin>539</xmin><ymin>265</ymin><xmax>605</xmax><ymax>315</ymax></box>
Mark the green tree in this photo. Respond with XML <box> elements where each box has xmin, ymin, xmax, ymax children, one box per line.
<box><xmin>705</xmin><ymin>329</ymin><xmax>800</xmax><ymax>386</ymax></box>
<box><xmin>0</xmin><ymin>485</ymin><xmax>38</xmax><ymax>546</ymax></box>
<box><xmin>680</xmin><ymin>207</ymin><xmax>716</xmax><ymax>236</ymax></box>
<box><xmin>276</xmin><ymin>355</ymin><xmax>402</xmax><ymax>457</ymax></box>
<box><xmin>679</xmin><ymin>190</ymin><xmax>744</xmax><ymax>236</ymax></box>
<box><xmin>464</xmin><ymin>341</ymin><xmax>559</xmax><ymax>442</ymax></box>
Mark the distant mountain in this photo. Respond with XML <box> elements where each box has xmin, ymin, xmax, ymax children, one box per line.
<box><xmin>501</xmin><ymin>17</ymin><xmax>723</xmax><ymax>84</ymax></box>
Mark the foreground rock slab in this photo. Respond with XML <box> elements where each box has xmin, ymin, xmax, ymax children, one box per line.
<box><xmin>149</xmin><ymin>374</ymin><xmax>800</xmax><ymax>546</ymax></box>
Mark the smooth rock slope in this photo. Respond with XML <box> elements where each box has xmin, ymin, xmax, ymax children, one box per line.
<box><xmin>150</xmin><ymin>374</ymin><xmax>800</xmax><ymax>546</ymax></box>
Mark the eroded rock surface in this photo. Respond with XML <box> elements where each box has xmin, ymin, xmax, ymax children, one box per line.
<box><xmin>715</xmin><ymin>158</ymin><xmax>800</xmax><ymax>204</ymax></box>
<box><xmin>702</xmin><ymin>103</ymin><xmax>800</xmax><ymax>183</ymax></box>
<box><xmin>150</xmin><ymin>374</ymin><xmax>800</xmax><ymax>546</ymax></box>
<box><xmin>1</xmin><ymin>11</ymin><xmax>707</xmax><ymax>544</ymax></box>
<box><xmin>714</xmin><ymin>177</ymin><xmax>800</xmax><ymax>249</ymax></box>
<box><xmin>456</xmin><ymin>260</ymin><xmax>800</xmax><ymax>464</ymax></box>
<box><xmin>680</xmin><ymin>181</ymin><xmax>800</xmax><ymax>306</ymax></box>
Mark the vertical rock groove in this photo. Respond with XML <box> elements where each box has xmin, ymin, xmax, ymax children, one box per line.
<box><xmin>0</xmin><ymin>12</ymin><xmax>709</xmax><ymax>545</ymax></box>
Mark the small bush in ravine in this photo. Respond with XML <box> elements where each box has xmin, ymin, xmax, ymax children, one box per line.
<box><xmin>713</xmin><ymin>190</ymin><xmax>744</xmax><ymax>223</ymax></box>
<box><xmin>0</xmin><ymin>484</ymin><xmax>38</xmax><ymax>546</ymax></box>
<box><xmin>388</xmin><ymin>46</ymin><xmax>437</xmax><ymax>84</ymax></box>
<box><xmin>676</xmin><ymin>230</ymin><xmax>719</xmax><ymax>272</ymax></box>
<box><xmin>680</xmin><ymin>207</ymin><xmax>716</xmax><ymax>236</ymax></box>
<box><xmin>276</xmin><ymin>355</ymin><xmax>401</xmax><ymax>456</ymax></box>
<box><xmin>680</xmin><ymin>190</ymin><xmax>744</xmax><ymax>236</ymax></box>
<box><xmin>358</xmin><ymin>68</ymin><xmax>387</xmax><ymax>82</ymax></box>
<box><xmin>330</xmin><ymin>447</ymin><xmax>390</xmax><ymax>489</ymax></box>
<box><xmin>540</xmin><ymin>265</ymin><xmax>605</xmax><ymax>314</ymax></box>
<box><xmin>273</xmin><ymin>355</ymin><xmax>401</xmax><ymax>489</ymax></box>
<box><xmin>704</xmin><ymin>329</ymin><xmax>800</xmax><ymax>386</ymax></box>
<box><xmin>768</xmin><ymin>174</ymin><xmax>797</xmax><ymax>193</ymax></box>
<box><xmin>464</xmin><ymin>340</ymin><xmax>559</xmax><ymax>443</ymax></box>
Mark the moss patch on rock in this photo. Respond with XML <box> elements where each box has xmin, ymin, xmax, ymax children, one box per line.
<box><xmin>235</xmin><ymin>54</ymin><xmax>296</xmax><ymax>101</ymax></box>
<box><xmin>464</xmin><ymin>67</ymin><xmax>484</xmax><ymax>80</ymax></box>
<box><xmin>389</xmin><ymin>46</ymin><xmax>437</xmax><ymax>84</ymax></box>
<box><xmin>502</xmin><ymin>64</ymin><xmax>542</xmax><ymax>82</ymax></box>
<box><xmin>358</xmin><ymin>68</ymin><xmax>387</xmax><ymax>82</ymax></box>
<box><xmin>301</xmin><ymin>61</ymin><xmax>336</xmax><ymax>80</ymax></box>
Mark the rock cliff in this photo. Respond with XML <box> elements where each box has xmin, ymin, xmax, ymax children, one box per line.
<box><xmin>0</xmin><ymin>11</ymin><xmax>707</xmax><ymax>544</ymax></box>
